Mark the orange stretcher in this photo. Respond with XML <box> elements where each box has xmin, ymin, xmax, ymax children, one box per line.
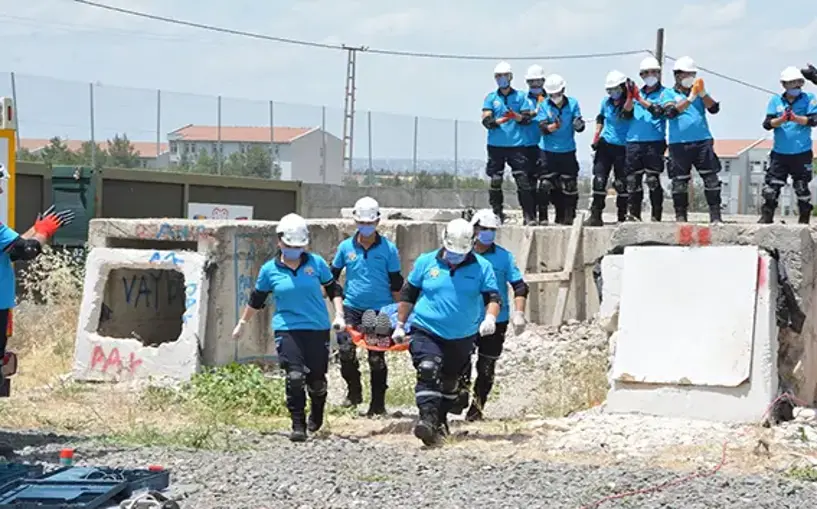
<box><xmin>346</xmin><ymin>326</ymin><xmax>409</xmax><ymax>352</ymax></box>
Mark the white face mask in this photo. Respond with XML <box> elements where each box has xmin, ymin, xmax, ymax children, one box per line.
<box><xmin>643</xmin><ymin>76</ymin><xmax>658</xmax><ymax>87</ymax></box>
<box><xmin>681</xmin><ymin>77</ymin><xmax>695</xmax><ymax>88</ymax></box>
<box><xmin>550</xmin><ymin>94</ymin><xmax>564</xmax><ymax>105</ymax></box>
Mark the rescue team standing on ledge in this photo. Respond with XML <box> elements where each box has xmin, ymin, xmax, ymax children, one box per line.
<box><xmin>232</xmin><ymin>198</ymin><xmax>529</xmax><ymax>446</ymax></box>
<box><xmin>481</xmin><ymin>58</ymin><xmax>817</xmax><ymax>226</ymax></box>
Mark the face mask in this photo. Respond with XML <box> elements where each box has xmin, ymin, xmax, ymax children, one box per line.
<box><xmin>787</xmin><ymin>87</ymin><xmax>802</xmax><ymax>97</ymax></box>
<box><xmin>496</xmin><ymin>76</ymin><xmax>510</xmax><ymax>88</ymax></box>
<box><xmin>644</xmin><ymin>76</ymin><xmax>658</xmax><ymax>87</ymax></box>
<box><xmin>281</xmin><ymin>247</ymin><xmax>303</xmax><ymax>260</ymax></box>
<box><xmin>444</xmin><ymin>251</ymin><xmax>466</xmax><ymax>265</ymax></box>
<box><xmin>550</xmin><ymin>94</ymin><xmax>564</xmax><ymax>105</ymax></box>
<box><xmin>529</xmin><ymin>87</ymin><xmax>543</xmax><ymax>96</ymax></box>
<box><xmin>608</xmin><ymin>89</ymin><xmax>622</xmax><ymax>100</ymax></box>
<box><xmin>357</xmin><ymin>224</ymin><xmax>376</xmax><ymax>237</ymax></box>
<box><xmin>477</xmin><ymin>230</ymin><xmax>496</xmax><ymax>245</ymax></box>
<box><xmin>681</xmin><ymin>77</ymin><xmax>695</xmax><ymax>88</ymax></box>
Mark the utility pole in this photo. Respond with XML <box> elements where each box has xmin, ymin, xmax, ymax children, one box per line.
<box><xmin>655</xmin><ymin>28</ymin><xmax>665</xmax><ymax>74</ymax></box>
<box><xmin>342</xmin><ymin>45</ymin><xmax>367</xmax><ymax>176</ymax></box>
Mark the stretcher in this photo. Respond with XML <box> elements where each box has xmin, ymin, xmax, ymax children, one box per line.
<box><xmin>346</xmin><ymin>326</ymin><xmax>409</xmax><ymax>352</ymax></box>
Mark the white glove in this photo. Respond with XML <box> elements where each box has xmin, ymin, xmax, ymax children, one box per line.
<box><xmin>479</xmin><ymin>315</ymin><xmax>497</xmax><ymax>336</ymax></box>
<box><xmin>392</xmin><ymin>323</ymin><xmax>407</xmax><ymax>344</ymax></box>
<box><xmin>232</xmin><ymin>319</ymin><xmax>247</xmax><ymax>340</ymax></box>
<box><xmin>332</xmin><ymin>313</ymin><xmax>346</xmax><ymax>331</ymax></box>
<box><xmin>512</xmin><ymin>310</ymin><xmax>527</xmax><ymax>336</ymax></box>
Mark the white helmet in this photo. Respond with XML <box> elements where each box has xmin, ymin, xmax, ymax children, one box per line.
<box><xmin>494</xmin><ymin>61</ymin><xmax>512</xmax><ymax>75</ymax></box>
<box><xmin>639</xmin><ymin>56</ymin><xmax>661</xmax><ymax>72</ymax></box>
<box><xmin>442</xmin><ymin>218</ymin><xmax>474</xmax><ymax>255</ymax></box>
<box><xmin>781</xmin><ymin>66</ymin><xmax>805</xmax><ymax>82</ymax></box>
<box><xmin>673</xmin><ymin>56</ymin><xmax>697</xmax><ymax>73</ymax></box>
<box><xmin>525</xmin><ymin>64</ymin><xmax>546</xmax><ymax>81</ymax></box>
<box><xmin>352</xmin><ymin>196</ymin><xmax>380</xmax><ymax>222</ymax></box>
<box><xmin>470</xmin><ymin>209</ymin><xmax>500</xmax><ymax>229</ymax></box>
<box><xmin>605</xmin><ymin>70</ymin><xmax>628</xmax><ymax>89</ymax></box>
<box><xmin>544</xmin><ymin>74</ymin><xmax>566</xmax><ymax>94</ymax></box>
<box><xmin>276</xmin><ymin>213</ymin><xmax>309</xmax><ymax>247</ymax></box>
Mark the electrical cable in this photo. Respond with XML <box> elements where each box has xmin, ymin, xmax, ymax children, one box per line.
<box><xmin>663</xmin><ymin>54</ymin><xmax>778</xmax><ymax>95</ymax></box>
<box><xmin>69</xmin><ymin>0</ymin><xmax>648</xmax><ymax>61</ymax></box>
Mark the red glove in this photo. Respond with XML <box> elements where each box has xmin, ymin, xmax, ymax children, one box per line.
<box><xmin>34</xmin><ymin>205</ymin><xmax>75</xmax><ymax>238</ymax></box>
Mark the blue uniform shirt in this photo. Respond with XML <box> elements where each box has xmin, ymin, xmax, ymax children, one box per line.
<box><xmin>535</xmin><ymin>96</ymin><xmax>583</xmax><ymax>153</ymax></box>
<box><xmin>662</xmin><ymin>87</ymin><xmax>713</xmax><ymax>144</ymax></box>
<box><xmin>522</xmin><ymin>93</ymin><xmax>546</xmax><ymax>146</ymax></box>
<box><xmin>332</xmin><ymin>234</ymin><xmax>400</xmax><ymax>311</ymax></box>
<box><xmin>476</xmin><ymin>244</ymin><xmax>524</xmax><ymax>323</ymax></box>
<box><xmin>407</xmin><ymin>249</ymin><xmax>499</xmax><ymax>340</ymax></box>
<box><xmin>766</xmin><ymin>92</ymin><xmax>817</xmax><ymax>155</ymax></box>
<box><xmin>598</xmin><ymin>97</ymin><xmax>630</xmax><ymax>146</ymax></box>
<box><xmin>482</xmin><ymin>89</ymin><xmax>534</xmax><ymax>148</ymax></box>
<box><xmin>255</xmin><ymin>252</ymin><xmax>334</xmax><ymax>331</ymax></box>
<box><xmin>626</xmin><ymin>86</ymin><xmax>667</xmax><ymax>143</ymax></box>
<box><xmin>0</xmin><ymin>224</ymin><xmax>19</xmax><ymax>310</ymax></box>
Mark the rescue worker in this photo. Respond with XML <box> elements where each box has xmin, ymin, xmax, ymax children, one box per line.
<box><xmin>0</xmin><ymin>195</ymin><xmax>75</xmax><ymax>391</ymax></box>
<box><xmin>232</xmin><ymin>213</ymin><xmax>345</xmax><ymax>443</ymax></box>
<box><xmin>660</xmin><ymin>56</ymin><xmax>723</xmax><ymax>223</ymax></box>
<box><xmin>587</xmin><ymin>70</ymin><xmax>632</xmax><ymax>226</ymax></box>
<box><xmin>331</xmin><ymin>196</ymin><xmax>403</xmax><ymax>415</ymax></box>
<box><xmin>393</xmin><ymin>218</ymin><xmax>500</xmax><ymax>446</ymax></box>
<box><xmin>623</xmin><ymin>56</ymin><xmax>669</xmax><ymax>222</ymax></box>
<box><xmin>481</xmin><ymin>61</ymin><xmax>536</xmax><ymax>223</ymax></box>
<box><xmin>536</xmin><ymin>74</ymin><xmax>586</xmax><ymax>225</ymax></box>
<box><xmin>522</xmin><ymin>64</ymin><xmax>547</xmax><ymax>225</ymax></box>
<box><xmin>453</xmin><ymin>209</ymin><xmax>528</xmax><ymax>421</ymax></box>
<box><xmin>758</xmin><ymin>67</ymin><xmax>817</xmax><ymax>224</ymax></box>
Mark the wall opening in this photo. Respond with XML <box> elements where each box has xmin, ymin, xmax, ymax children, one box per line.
<box><xmin>97</xmin><ymin>268</ymin><xmax>186</xmax><ymax>346</ymax></box>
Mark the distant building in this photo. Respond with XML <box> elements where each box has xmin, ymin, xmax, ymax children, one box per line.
<box><xmin>167</xmin><ymin>125</ymin><xmax>343</xmax><ymax>185</ymax></box>
<box><xmin>19</xmin><ymin>138</ymin><xmax>170</xmax><ymax>169</ymax></box>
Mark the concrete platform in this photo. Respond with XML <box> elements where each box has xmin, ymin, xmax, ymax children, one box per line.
<box><xmin>605</xmin><ymin>246</ymin><xmax>778</xmax><ymax>422</ymax></box>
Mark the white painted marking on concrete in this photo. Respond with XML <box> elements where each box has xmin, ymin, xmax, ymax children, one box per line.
<box><xmin>613</xmin><ymin>245</ymin><xmax>758</xmax><ymax>387</ymax></box>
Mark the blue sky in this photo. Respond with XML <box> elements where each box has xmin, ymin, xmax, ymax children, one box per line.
<box><xmin>1</xmin><ymin>0</ymin><xmax>816</xmax><ymax>162</ymax></box>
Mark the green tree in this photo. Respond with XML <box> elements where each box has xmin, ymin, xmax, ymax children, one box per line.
<box><xmin>362</xmin><ymin>168</ymin><xmax>377</xmax><ymax>186</ymax></box>
<box><xmin>245</xmin><ymin>145</ymin><xmax>273</xmax><ymax>178</ymax></box>
<box><xmin>193</xmin><ymin>149</ymin><xmax>218</xmax><ymax>175</ymax></box>
<box><xmin>342</xmin><ymin>175</ymin><xmax>359</xmax><ymax>186</ymax></box>
<box><xmin>458</xmin><ymin>176</ymin><xmax>487</xmax><ymax>190</ymax></box>
<box><xmin>386</xmin><ymin>175</ymin><xmax>403</xmax><ymax>187</ymax></box>
<box><xmin>39</xmin><ymin>137</ymin><xmax>79</xmax><ymax>166</ymax></box>
<box><xmin>16</xmin><ymin>148</ymin><xmax>38</xmax><ymax>162</ymax></box>
<box><xmin>434</xmin><ymin>172</ymin><xmax>455</xmax><ymax>189</ymax></box>
<box><xmin>106</xmin><ymin>134</ymin><xmax>140</xmax><ymax>168</ymax></box>
<box><xmin>413</xmin><ymin>171</ymin><xmax>436</xmax><ymax>189</ymax></box>
<box><xmin>76</xmin><ymin>141</ymin><xmax>108</xmax><ymax>168</ymax></box>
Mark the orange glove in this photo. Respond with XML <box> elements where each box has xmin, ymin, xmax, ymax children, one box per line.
<box><xmin>34</xmin><ymin>205</ymin><xmax>75</xmax><ymax>238</ymax></box>
<box><xmin>691</xmin><ymin>78</ymin><xmax>705</xmax><ymax>97</ymax></box>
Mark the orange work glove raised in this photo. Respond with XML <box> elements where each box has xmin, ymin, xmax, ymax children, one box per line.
<box><xmin>690</xmin><ymin>78</ymin><xmax>705</xmax><ymax>97</ymax></box>
<box><xmin>34</xmin><ymin>205</ymin><xmax>76</xmax><ymax>238</ymax></box>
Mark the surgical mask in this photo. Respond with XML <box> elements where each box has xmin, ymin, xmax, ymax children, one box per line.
<box><xmin>529</xmin><ymin>87</ymin><xmax>543</xmax><ymax>96</ymax></box>
<box><xmin>281</xmin><ymin>247</ymin><xmax>304</xmax><ymax>260</ymax></box>
<box><xmin>681</xmin><ymin>77</ymin><xmax>695</xmax><ymax>88</ymax></box>
<box><xmin>357</xmin><ymin>224</ymin><xmax>376</xmax><ymax>237</ymax></box>
<box><xmin>787</xmin><ymin>87</ymin><xmax>802</xmax><ymax>97</ymax></box>
<box><xmin>444</xmin><ymin>251</ymin><xmax>466</xmax><ymax>265</ymax></box>
<box><xmin>608</xmin><ymin>89</ymin><xmax>622</xmax><ymax>100</ymax></box>
<box><xmin>644</xmin><ymin>76</ymin><xmax>658</xmax><ymax>87</ymax></box>
<box><xmin>550</xmin><ymin>94</ymin><xmax>564</xmax><ymax>105</ymax></box>
<box><xmin>477</xmin><ymin>230</ymin><xmax>496</xmax><ymax>245</ymax></box>
<box><xmin>496</xmin><ymin>76</ymin><xmax>510</xmax><ymax>88</ymax></box>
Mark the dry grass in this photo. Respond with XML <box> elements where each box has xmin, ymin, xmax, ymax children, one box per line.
<box><xmin>534</xmin><ymin>350</ymin><xmax>609</xmax><ymax>418</ymax></box>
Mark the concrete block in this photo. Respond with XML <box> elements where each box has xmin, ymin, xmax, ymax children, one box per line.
<box><xmin>73</xmin><ymin>248</ymin><xmax>209</xmax><ymax>381</ymax></box>
<box><xmin>598</xmin><ymin>255</ymin><xmax>623</xmax><ymax>329</ymax></box>
<box><xmin>606</xmin><ymin>249</ymin><xmax>779</xmax><ymax>422</ymax></box>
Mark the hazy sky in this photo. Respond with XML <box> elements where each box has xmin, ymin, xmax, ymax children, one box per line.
<box><xmin>2</xmin><ymin>0</ymin><xmax>816</xmax><ymax>161</ymax></box>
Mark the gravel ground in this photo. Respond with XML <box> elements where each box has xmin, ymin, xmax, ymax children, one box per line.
<box><xmin>6</xmin><ymin>430</ymin><xmax>817</xmax><ymax>509</ymax></box>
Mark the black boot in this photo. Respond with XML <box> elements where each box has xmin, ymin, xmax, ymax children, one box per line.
<box><xmin>341</xmin><ymin>383</ymin><xmax>362</xmax><ymax>408</ymax></box>
<box><xmin>708</xmin><ymin>205</ymin><xmax>723</xmax><ymax>224</ymax></box>
<box><xmin>537</xmin><ymin>204</ymin><xmax>549</xmax><ymax>225</ymax></box>
<box><xmin>585</xmin><ymin>207</ymin><xmax>603</xmax><ymax>227</ymax></box>
<box><xmin>366</xmin><ymin>377</ymin><xmax>387</xmax><ymax>417</ymax></box>
<box><xmin>414</xmin><ymin>406</ymin><xmax>439</xmax><ymax>446</ymax></box>
<box><xmin>672</xmin><ymin>193</ymin><xmax>689</xmax><ymax>223</ymax></box>
<box><xmin>649</xmin><ymin>188</ymin><xmax>663</xmax><ymax>222</ymax></box>
<box><xmin>488</xmin><ymin>188</ymin><xmax>504</xmax><ymax>223</ymax></box>
<box><xmin>518</xmin><ymin>188</ymin><xmax>538</xmax><ymax>226</ymax></box>
<box><xmin>307</xmin><ymin>394</ymin><xmax>326</xmax><ymax>433</ymax></box>
<box><xmin>466</xmin><ymin>357</ymin><xmax>496</xmax><ymax>422</ymax></box>
<box><xmin>290</xmin><ymin>411</ymin><xmax>307</xmax><ymax>442</ymax></box>
<box><xmin>629</xmin><ymin>199</ymin><xmax>642</xmax><ymax>221</ymax></box>
<box><xmin>799</xmin><ymin>204</ymin><xmax>812</xmax><ymax>225</ymax></box>
<box><xmin>758</xmin><ymin>201</ymin><xmax>775</xmax><ymax>224</ymax></box>
<box><xmin>616</xmin><ymin>195</ymin><xmax>628</xmax><ymax>223</ymax></box>
<box><xmin>704</xmin><ymin>188</ymin><xmax>722</xmax><ymax>224</ymax></box>
<box><xmin>340</xmin><ymin>359</ymin><xmax>362</xmax><ymax>407</ymax></box>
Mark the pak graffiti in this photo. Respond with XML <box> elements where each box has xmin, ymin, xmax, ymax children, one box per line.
<box><xmin>90</xmin><ymin>345</ymin><xmax>143</xmax><ymax>375</ymax></box>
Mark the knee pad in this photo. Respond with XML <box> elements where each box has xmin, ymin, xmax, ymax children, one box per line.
<box><xmin>793</xmin><ymin>179</ymin><xmax>811</xmax><ymax>197</ymax></box>
<box><xmin>701</xmin><ymin>173</ymin><xmax>721</xmax><ymax>191</ymax></box>
<box><xmin>626</xmin><ymin>173</ymin><xmax>642</xmax><ymax>191</ymax></box>
<box><xmin>761</xmin><ymin>184</ymin><xmax>780</xmax><ymax>202</ymax></box>
<box><xmin>537</xmin><ymin>177</ymin><xmax>555</xmax><ymax>194</ymax></box>
<box><xmin>337</xmin><ymin>341</ymin><xmax>357</xmax><ymax>362</ymax></box>
<box><xmin>417</xmin><ymin>359</ymin><xmax>440</xmax><ymax>383</ymax></box>
<box><xmin>286</xmin><ymin>370</ymin><xmax>306</xmax><ymax>391</ymax></box>
<box><xmin>368</xmin><ymin>352</ymin><xmax>387</xmax><ymax>371</ymax></box>
<box><xmin>592</xmin><ymin>175</ymin><xmax>607</xmax><ymax>192</ymax></box>
<box><xmin>513</xmin><ymin>174</ymin><xmax>533</xmax><ymax>191</ymax></box>
<box><xmin>670</xmin><ymin>178</ymin><xmax>689</xmax><ymax>196</ymax></box>
<box><xmin>560</xmin><ymin>177</ymin><xmax>578</xmax><ymax>195</ymax></box>
<box><xmin>644</xmin><ymin>174</ymin><xmax>660</xmax><ymax>191</ymax></box>
<box><xmin>440</xmin><ymin>376</ymin><xmax>458</xmax><ymax>395</ymax></box>
<box><xmin>307</xmin><ymin>378</ymin><xmax>328</xmax><ymax>397</ymax></box>
<box><xmin>490</xmin><ymin>176</ymin><xmax>504</xmax><ymax>191</ymax></box>
<box><xmin>612</xmin><ymin>179</ymin><xmax>627</xmax><ymax>195</ymax></box>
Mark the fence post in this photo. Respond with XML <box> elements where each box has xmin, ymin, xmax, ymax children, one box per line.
<box><xmin>321</xmin><ymin>105</ymin><xmax>327</xmax><ymax>184</ymax></box>
<box><xmin>412</xmin><ymin>116</ymin><xmax>418</xmax><ymax>177</ymax></box>
<box><xmin>89</xmin><ymin>83</ymin><xmax>96</xmax><ymax>169</ymax></box>
<box><xmin>269</xmin><ymin>100</ymin><xmax>276</xmax><ymax>179</ymax></box>
<box><xmin>10</xmin><ymin>73</ymin><xmax>19</xmax><ymax>150</ymax></box>
<box><xmin>367</xmin><ymin>110</ymin><xmax>373</xmax><ymax>172</ymax></box>
<box><xmin>454</xmin><ymin>119</ymin><xmax>459</xmax><ymax>189</ymax></box>
<box><xmin>216</xmin><ymin>95</ymin><xmax>223</xmax><ymax>175</ymax></box>
<box><xmin>156</xmin><ymin>89</ymin><xmax>161</xmax><ymax>164</ymax></box>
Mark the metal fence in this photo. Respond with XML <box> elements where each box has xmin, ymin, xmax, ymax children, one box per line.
<box><xmin>1</xmin><ymin>72</ymin><xmax>489</xmax><ymax>185</ymax></box>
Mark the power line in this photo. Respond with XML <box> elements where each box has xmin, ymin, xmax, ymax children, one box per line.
<box><xmin>663</xmin><ymin>54</ymin><xmax>777</xmax><ymax>95</ymax></box>
<box><xmin>70</xmin><ymin>0</ymin><xmax>649</xmax><ymax>61</ymax></box>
